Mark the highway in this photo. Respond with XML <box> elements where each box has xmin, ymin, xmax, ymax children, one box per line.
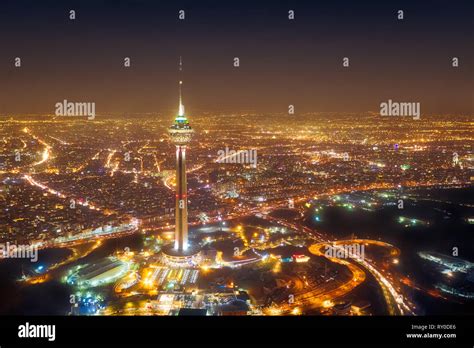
<box><xmin>309</xmin><ymin>240</ymin><xmax>415</xmax><ymax>315</ymax></box>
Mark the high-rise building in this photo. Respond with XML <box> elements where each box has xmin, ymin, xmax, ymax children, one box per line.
<box><xmin>162</xmin><ymin>58</ymin><xmax>201</xmax><ymax>267</ymax></box>
<box><xmin>169</xmin><ymin>79</ymin><xmax>193</xmax><ymax>251</ymax></box>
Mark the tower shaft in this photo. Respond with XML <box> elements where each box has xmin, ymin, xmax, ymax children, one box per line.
<box><xmin>174</xmin><ymin>145</ymin><xmax>188</xmax><ymax>251</ymax></box>
<box><xmin>168</xmin><ymin>57</ymin><xmax>193</xmax><ymax>256</ymax></box>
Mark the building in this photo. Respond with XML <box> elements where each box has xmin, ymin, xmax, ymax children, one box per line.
<box><xmin>162</xmin><ymin>57</ymin><xmax>201</xmax><ymax>267</ymax></box>
<box><xmin>217</xmin><ymin>299</ymin><xmax>250</xmax><ymax>316</ymax></box>
<box><xmin>66</xmin><ymin>257</ymin><xmax>129</xmax><ymax>288</ymax></box>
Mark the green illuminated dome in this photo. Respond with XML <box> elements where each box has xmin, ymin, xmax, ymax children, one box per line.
<box><xmin>169</xmin><ymin>79</ymin><xmax>193</xmax><ymax>144</ymax></box>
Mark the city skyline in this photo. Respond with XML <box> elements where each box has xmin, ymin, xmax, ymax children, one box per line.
<box><xmin>1</xmin><ymin>105</ymin><xmax>472</xmax><ymax>317</ymax></box>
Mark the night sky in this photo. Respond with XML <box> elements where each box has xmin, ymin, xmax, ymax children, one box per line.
<box><xmin>0</xmin><ymin>0</ymin><xmax>472</xmax><ymax>115</ymax></box>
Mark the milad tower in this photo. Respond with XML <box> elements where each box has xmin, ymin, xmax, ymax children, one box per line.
<box><xmin>162</xmin><ymin>57</ymin><xmax>201</xmax><ymax>267</ymax></box>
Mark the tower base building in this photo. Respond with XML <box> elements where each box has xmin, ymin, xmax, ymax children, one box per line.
<box><xmin>161</xmin><ymin>243</ymin><xmax>201</xmax><ymax>268</ymax></box>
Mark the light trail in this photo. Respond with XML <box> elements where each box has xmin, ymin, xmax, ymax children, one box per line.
<box><xmin>162</xmin><ymin>164</ymin><xmax>203</xmax><ymax>191</ymax></box>
<box><xmin>153</xmin><ymin>154</ymin><xmax>162</xmax><ymax>172</ymax></box>
<box><xmin>110</xmin><ymin>160</ymin><xmax>119</xmax><ymax>177</ymax></box>
<box><xmin>21</xmin><ymin>127</ymin><xmax>53</xmax><ymax>168</ymax></box>
<box><xmin>352</xmin><ymin>251</ymin><xmax>414</xmax><ymax>315</ymax></box>
<box><xmin>309</xmin><ymin>240</ymin><xmax>415</xmax><ymax>315</ymax></box>
<box><xmin>73</xmin><ymin>150</ymin><xmax>101</xmax><ymax>173</ymax></box>
<box><xmin>105</xmin><ymin>150</ymin><xmax>116</xmax><ymax>168</ymax></box>
<box><xmin>300</xmin><ymin>244</ymin><xmax>366</xmax><ymax>309</ymax></box>
<box><xmin>23</xmin><ymin>174</ymin><xmax>65</xmax><ymax>198</ymax></box>
<box><xmin>33</xmin><ymin>147</ymin><xmax>50</xmax><ymax>166</ymax></box>
<box><xmin>23</xmin><ymin>174</ymin><xmax>108</xmax><ymax>214</ymax></box>
<box><xmin>48</xmin><ymin>135</ymin><xmax>70</xmax><ymax>145</ymax></box>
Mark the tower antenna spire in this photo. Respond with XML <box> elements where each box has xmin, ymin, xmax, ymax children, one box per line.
<box><xmin>178</xmin><ymin>56</ymin><xmax>185</xmax><ymax>117</ymax></box>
